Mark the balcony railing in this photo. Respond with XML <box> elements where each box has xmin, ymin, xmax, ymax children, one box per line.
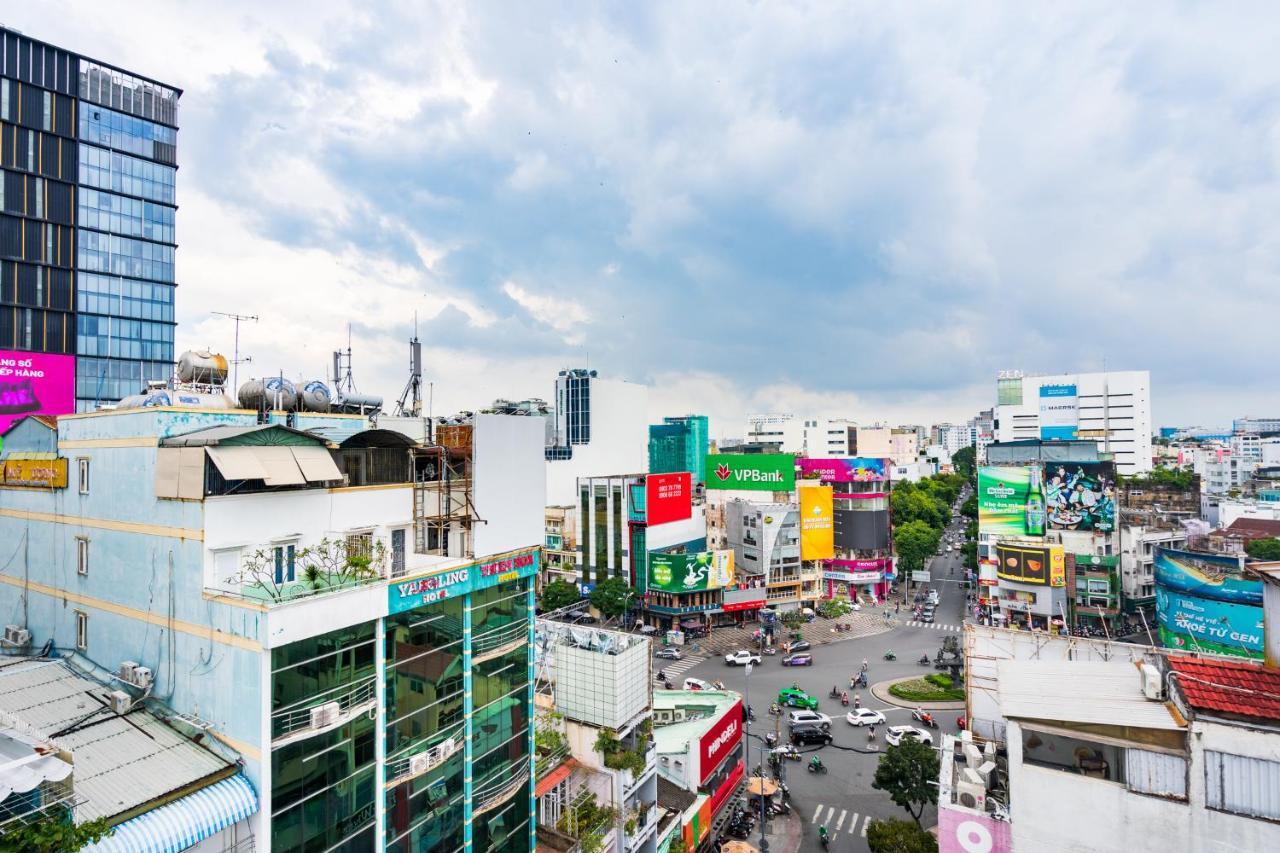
<box><xmin>473</xmin><ymin>621</ymin><xmax>528</xmax><ymax>664</ymax></box>
<box><xmin>474</xmin><ymin>763</ymin><xmax>530</xmax><ymax>816</ymax></box>
<box><xmin>272</xmin><ymin>678</ymin><xmax>377</xmax><ymax>746</ymax></box>
<box><xmin>536</xmin><ymin>743</ymin><xmax>572</xmax><ymax>779</ymax></box>
<box><xmin>386</xmin><ymin>731</ymin><xmax>463</xmax><ymax>786</ymax></box>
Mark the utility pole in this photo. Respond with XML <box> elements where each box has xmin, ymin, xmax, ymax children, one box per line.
<box><xmin>212</xmin><ymin>311</ymin><xmax>258</xmax><ymax>393</ymax></box>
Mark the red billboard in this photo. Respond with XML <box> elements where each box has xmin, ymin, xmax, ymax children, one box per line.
<box><xmin>646</xmin><ymin>472</ymin><xmax>692</xmax><ymax>525</ymax></box>
<box><xmin>0</xmin><ymin>351</ymin><xmax>75</xmax><ymax>434</ymax></box>
<box><xmin>698</xmin><ymin>699</ymin><xmax>742</xmax><ymax>786</ymax></box>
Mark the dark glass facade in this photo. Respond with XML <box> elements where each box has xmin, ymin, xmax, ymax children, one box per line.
<box><xmin>0</xmin><ymin>27</ymin><xmax>179</xmax><ymax>409</ymax></box>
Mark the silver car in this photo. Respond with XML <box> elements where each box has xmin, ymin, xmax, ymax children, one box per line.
<box><xmin>786</xmin><ymin>710</ymin><xmax>832</xmax><ymax>730</ymax></box>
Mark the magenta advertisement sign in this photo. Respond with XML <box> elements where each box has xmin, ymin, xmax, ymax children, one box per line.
<box><xmin>938</xmin><ymin>805</ymin><xmax>1011</xmax><ymax>853</ymax></box>
<box><xmin>0</xmin><ymin>351</ymin><xmax>75</xmax><ymax>434</ymax></box>
<box><xmin>824</xmin><ymin>557</ymin><xmax>892</xmax><ymax>571</ymax></box>
<box><xmin>798</xmin><ymin>457</ymin><xmax>888</xmax><ymax>483</ymax></box>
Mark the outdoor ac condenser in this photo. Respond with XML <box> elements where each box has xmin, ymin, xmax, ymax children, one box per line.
<box><xmin>956</xmin><ymin>781</ymin><xmax>987</xmax><ymax>811</ymax></box>
<box><xmin>310</xmin><ymin>701</ymin><xmax>341</xmax><ymax>730</ymax></box>
<box><xmin>1141</xmin><ymin>663</ymin><xmax>1164</xmax><ymax>700</ymax></box>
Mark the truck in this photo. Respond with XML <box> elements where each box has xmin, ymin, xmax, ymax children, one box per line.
<box><xmin>724</xmin><ymin>649</ymin><xmax>762</xmax><ymax>667</ymax></box>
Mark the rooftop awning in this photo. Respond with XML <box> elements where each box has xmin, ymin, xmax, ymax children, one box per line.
<box><xmin>292</xmin><ymin>445</ymin><xmax>343</xmax><ymax>482</ymax></box>
<box><xmin>87</xmin><ymin>773</ymin><xmax>258</xmax><ymax>853</ymax></box>
<box><xmin>0</xmin><ymin>734</ymin><xmax>72</xmax><ymax>802</ymax></box>
<box><xmin>535</xmin><ymin>757</ymin><xmax>579</xmax><ymax>798</ymax></box>
<box><xmin>205</xmin><ymin>447</ymin><xmax>268</xmax><ymax>481</ymax></box>
<box><xmin>253</xmin><ymin>446</ymin><xmax>306</xmax><ymax>486</ymax></box>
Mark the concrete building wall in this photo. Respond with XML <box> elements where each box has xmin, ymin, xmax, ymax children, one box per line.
<box><xmin>547</xmin><ymin>378</ymin><xmax>648</xmax><ymax>504</ymax></box>
<box><xmin>473</xmin><ymin>414</ymin><xmax>547</xmax><ymax>558</ymax></box>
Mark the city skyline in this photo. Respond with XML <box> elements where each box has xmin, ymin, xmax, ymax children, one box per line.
<box><xmin>8</xmin><ymin>3</ymin><xmax>1277</xmax><ymax>431</ymax></box>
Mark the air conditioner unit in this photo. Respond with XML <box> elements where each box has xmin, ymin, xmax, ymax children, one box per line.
<box><xmin>3</xmin><ymin>625</ymin><xmax>30</xmax><ymax>647</ymax></box>
<box><xmin>132</xmin><ymin>666</ymin><xmax>153</xmax><ymax>689</ymax></box>
<box><xmin>963</xmin><ymin>744</ymin><xmax>983</xmax><ymax>767</ymax></box>
<box><xmin>960</xmin><ymin>768</ymin><xmax>983</xmax><ymax>787</ymax></box>
<box><xmin>310</xmin><ymin>701</ymin><xmax>341</xmax><ymax>730</ymax></box>
<box><xmin>1141</xmin><ymin>663</ymin><xmax>1164</xmax><ymax>700</ymax></box>
<box><xmin>956</xmin><ymin>781</ymin><xmax>987</xmax><ymax>811</ymax></box>
<box><xmin>410</xmin><ymin>753</ymin><xmax>430</xmax><ymax>776</ymax></box>
<box><xmin>119</xmin><ymin>661</ymin><xmax>138</xmax><ymax>683</ymax></box>
<box><xmin>983</xmin><ymin>740</ymin><xmax>997</xmax><ymax>763</ymax></box>
<box><xmin>977</xmin><ymin>761</ymin><xmax>997</xmax><ymax>787</ymax></box>
<box><xmin>959</xmin><ymin>729</ymin><xmax>974</xmax><ymax>744</ymax></box>
<box><xmin>109</xmin><ymin>690</ymin><xmax>132</xmax><ymax>715</ymax></box>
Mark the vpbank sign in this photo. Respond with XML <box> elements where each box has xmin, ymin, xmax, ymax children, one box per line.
<box><xmin>704</xmin><ymin>454</ymin><xmax>795</xmax><ymax>491</ymax></box>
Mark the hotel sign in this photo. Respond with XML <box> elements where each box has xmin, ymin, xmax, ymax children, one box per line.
<box><xmin>389</xmin><ymin>548</ymin><xmax>539</xmax><ymax>614</ymax></box>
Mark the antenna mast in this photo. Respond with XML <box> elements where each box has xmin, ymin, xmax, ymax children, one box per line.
<box><xmin>212</xmin><ymin>311</ymin><xmax>258</xmax><ymax>392</ymax></box>
<box><xmin>333</xmin><ymin>324</ymin><xmax>356</xmax><ymax>395</ymax></box>
<box><xmin>395</xmin><ymin>318</ymin><xmax>423</xmax><ymax>417</ymax></box>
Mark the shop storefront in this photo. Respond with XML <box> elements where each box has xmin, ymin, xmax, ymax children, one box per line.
<box><xmin>821</xmin><ymin>557</ymin><xmax>892</xmax><ymax>603</ymax></box>
<box><xmin>710</xmin><ymin>598</ymin><xmax>767</xmax><ymax>628</ymax></box>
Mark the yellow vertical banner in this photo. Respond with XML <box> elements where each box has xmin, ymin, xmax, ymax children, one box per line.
<box><xmin>1050</xmin><ymin>546</ymin><xmax>1066</xmax><ymax>587</ymax></box>
<box><xmin>799</xmin><ymin>484</ymin><xmax>834</xmax><ymax>561</ymax></box>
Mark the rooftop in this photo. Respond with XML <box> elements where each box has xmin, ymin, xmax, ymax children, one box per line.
<box><xmin>1222</xmin><ymin>517</ymin><xmax>1280</xmax><ymax>540</ymax></box>
<box><xmin>1166</xmin><ymin>656</ymin><xmax>1280</xmax><ymax>723</ymax></box>
<box><xmin>0</xmin><ymin>658</ymin><xmax>238</xmax><ymax>822</ymax></box>
<box><xmin>996</xmin><ymin>660</ymin><xmax>1185</xmax><ymax>731</ymax></box>
<box><xmin>651</xmin><ymin>690</ymin><xmax>742</xmax><ymax>754</ymax></box>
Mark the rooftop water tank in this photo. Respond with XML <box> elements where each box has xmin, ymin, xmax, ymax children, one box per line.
<box><xmin>176</xmin><ymin>350</ymin><xmax>229</xmax><ymax>385</ymax></box>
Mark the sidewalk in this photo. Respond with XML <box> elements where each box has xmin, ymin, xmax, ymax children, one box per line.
<box><xmin>697</xmin><ymin>611</ymin><xmax>896</xmax><ymax>657</ymax></box>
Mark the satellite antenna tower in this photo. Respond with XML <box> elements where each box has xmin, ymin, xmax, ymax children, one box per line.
<box><xmin>332</xmin><ymin>325</ymin><xmax>356</xmax><ymax>395</ymax></box>
<box><xmin>395</xmin><ymin>317</ymin><xmax>423</xmax><ymax>417</ymax></box>
<box><xmin>212</xmin><ymin>311</ymin><xmax>258</xmax><ymax>392</ymax></box>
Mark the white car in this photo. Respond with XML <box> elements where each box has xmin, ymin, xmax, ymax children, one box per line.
<box><xmin>787</xmin><ymin>710</ymin><xmax>833</xmax><ymax>730</ymax></box>
<box><xmin>724</xmin><ymin>650</ymin><xmax>762</xmax><ymax>666</ymax></box>
<box><xmin>845</xmin><ymin>708</ymin><xmax>887</xmax><ymax>727</ymax></box>
<box><xmin>885</xmin><ymin>725</ymin><xmax>933</xmax><ymax>746</ymax></box>
<box><xmin>683</xmin><ymin>678</ymin><xmax>712</xmax><ymax>691</ymax></box>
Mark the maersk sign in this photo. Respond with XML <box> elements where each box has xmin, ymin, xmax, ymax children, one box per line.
<box><xmin>705</xmin><ymin>454</ymin><xmax>796</xmax><ymax>491</ymax></box>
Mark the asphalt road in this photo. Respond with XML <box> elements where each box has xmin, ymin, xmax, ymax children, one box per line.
<box><xmin>686</xmin><ymin>509</ymin><xmax>974</xmax><ymax>853</ymax></box>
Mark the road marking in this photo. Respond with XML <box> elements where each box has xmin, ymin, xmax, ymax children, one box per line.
<box><xmin>835</xmin><ymin>809</ymin><xmax>846</xmax><ymax>831</ymax></box>
<box><xmin>812</xmin><ymin>804</ymin><xmax>824</xmax><ymax>822</ymax></box>
<box><xmin>847</xmin><ymin>812</ymin><xmax>859</xmax><ymax>833</ymax></box>
<box><xmin>862</xmin><ymin>815</ymin><xmax>872</xmax><ymax>836</ymax></box>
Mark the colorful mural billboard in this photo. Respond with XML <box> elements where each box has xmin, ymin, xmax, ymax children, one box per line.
<box><xmin>1043</xmin><ymin>462</ymin><xmax>1116</xmax><ymax>532</ymax></box>
<box><xmin>648</xmin><ymin>550</ymin><xmax>735</xmax><ymax>593</ymax></box>
<box><xmin>1154</xmin><ymin>547</ymin><xmax>1263</xmax><ymax>659</ymax></box>
<box><xmin>705</xmin><ymin>454</ymin><xmax>795</xmax><ymax>491</ymax></box>
<box><xmin>646</xmin><ymin>472</ymin><xmax>693</xmax><ymax>525</ymax></box>
<box><xmin>798</xmin><ymin>484</ymin><xmax>834</xmax><ymax>561</ymax></box>
<box><xmin>797</xmin><ymin>457</ymin><xmax>887</xmax><ymax>483</ymax></box>
<box><xmin>995</xmin><ymin>542</ymin><xmax>1064</xmax><ymax>586</ymax></box>
<box><xmin>0</xmin><ymin>350</ymin><xmax>75</xmax><ymax>434</ymax></box>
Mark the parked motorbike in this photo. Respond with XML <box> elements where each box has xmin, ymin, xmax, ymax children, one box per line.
<box><xmin>918</xmin><ymin>655</ymin><xmax>931</xmax><ymax>666</ymax></box>
<box><xmin>772</xmin><ymin>744</ymin><xmax>802</xmax><ymax>761</ymax></box>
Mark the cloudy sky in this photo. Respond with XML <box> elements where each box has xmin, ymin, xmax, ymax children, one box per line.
<box><xmin>21</xmin><ymin>2</ymin><xmax>1280</xmax><ymax>436</ymax></box>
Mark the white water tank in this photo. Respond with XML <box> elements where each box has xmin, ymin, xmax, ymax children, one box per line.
<box><xmin>298</xmin><ymin>379</ymin><xmax>332</xmax><ymax>412</ymax></box>
<box><xmin>176</xmin><ymin>350</ymin><xmax>229</xmax><ymax>385</ymax></box>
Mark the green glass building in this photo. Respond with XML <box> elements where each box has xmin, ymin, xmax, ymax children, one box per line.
<box><xmin>269</xmin><ymin>550</ymin><xmax>538</xmax><ymax>852</ymax></box>
<box><xmin>648</xmin><ymin>415</ymin><xmax>709</xmax><ymax>486</ymax></box>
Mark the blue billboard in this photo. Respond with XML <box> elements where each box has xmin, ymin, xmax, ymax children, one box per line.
<box><xmin>1039</xmin><ymin>384</ymin><xmax>1078</xmax><ymax>440</ymax></box>
<box><xmin>1154</xmin><ymin>547</ymin><xmax>1263</xmax><ymax>659</ymax></box>
<box><xmin>1153</xmin><ymin>548</ymin><xmax>1259</xmax><ymax>605</ymax></box>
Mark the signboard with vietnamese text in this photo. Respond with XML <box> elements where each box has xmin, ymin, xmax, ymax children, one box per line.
<box><xmin>798</xmin><ymin>484</ymin><xmax>834</xmax><ymax>560</ymax></box>
<box><xmin>823</xmin><ymin>570</ymin><xmax>881</xmax><ymax>584</ymax></box>
<box><xmin>0</xmin><ymin>350</ymin><xmax>75</xmax><ymax>434</ymax></box>
<box><xmin>389</xmin><ymin>548</ymin><xmax>539</xmax><ymax>614</ymax></box>
<box><xmin>705</xmin><ymin>454</ymin><xmax>795</xmax><ymax>491</ymax></box>
<box><xmin>1</xmin><ymin>457</ymin><xmax>67</xmax><ymax>488</ymax></box>
<box><xmin>646</xmin><ymin>472</ymin><xmax>693</xmax><ymax>525</ymax></box>
<box><xmin>797</xmin><ymin>457</ymin><xmax>888</xmax><ymax>483</ymax></box>
<box><xmin>648</xmin><ymin>550</ymin><xmax>734</xmax><ymax>593</ymax></box>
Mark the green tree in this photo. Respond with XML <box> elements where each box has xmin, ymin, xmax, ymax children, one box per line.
<box><xmin>539</xmin><ymin>579</ymin><xmax>581</xmax><ymax>612</ymax></box>
<box><xmin>0</xmin><ymin>813</ymin><xmax>113</xmax><ymax>853</ymax></box>
<box><xmin>872</xmin><ymin>737</ymin><xmax>940</xmax><ymax>825</ymax></box>
<box><xmin>960</xmin><ymin>492</ymin><xmax>978</xmax><ymax>520</ymax></box>
<box><xmin>589</xmin><ymin>576</ymin><xmax>633</xmax><ymax>619</ymax></box>
<box><xmin>892</xmin><ymin>485</ymin><xmax>948</xmax><ymax>530</ymax></box>
<box><xmin>894</xmin><ymin>520</ymin><xmax>941</xmax><ymax>577</ymax></box>
<box><xmin>866</xmin><ymin>818</ymin><xmax>938</xmax><ymax>853</ymax></box>
<box><xmin>1246</xmin><ymin>538</ymin><xmax>1280</xmax><ymax>561</ymax></box>
<box><xmin>950</xmin><ymin>446</ymin><xmax>976</xmax><ymax>479</ymax></box>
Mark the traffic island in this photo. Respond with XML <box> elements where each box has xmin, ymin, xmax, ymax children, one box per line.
<box><xmin>871</xmin><ymin>675</ymin><xmax>966</xmax><ymax>710</ymax></box>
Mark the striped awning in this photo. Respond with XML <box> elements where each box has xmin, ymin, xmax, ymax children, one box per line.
<box><xmin>87</xmin><ymin>774</ymin><xmax>258</xmax><ymax>853</ymax></box>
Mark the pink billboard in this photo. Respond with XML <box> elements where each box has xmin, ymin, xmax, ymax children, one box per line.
<box><xmin>798</xmin><ymin>457</ymin><xmax>888</xmax><ymax>483</ymax></box>
<box><xmin>938</xmin><ymin>805</ymin><xmax>1011</xmax><ymax>853</ymax></box>
<box><xmin>0</xmin><ymin>350</ymin><xmax>75</xmax><ymax>434</ymax></box>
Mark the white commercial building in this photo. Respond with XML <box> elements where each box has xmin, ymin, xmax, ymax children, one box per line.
<box><xmin>545</xmin><ymin>370</ymin><xmax>648</xmax><ymax>504</ymax></box>
<box><xmin>743</xmin><ymin>414</ymin><xmax>855</xmax><ymax>457</ymax></box>
<box><xmin>1119</xmin><ymin>524</ymin><xmax>1188</xmax><ymax>607</ymax></box>
<box><xmin>994</xmin><ymin>369</ymin><xmax>1153</xmax><ymax>474</ymax></box>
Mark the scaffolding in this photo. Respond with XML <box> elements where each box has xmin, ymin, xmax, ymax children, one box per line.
<box><xmin>411</xmin><ymin>442</ymin><xmax>475</xmax><ymax>558</ymax></box>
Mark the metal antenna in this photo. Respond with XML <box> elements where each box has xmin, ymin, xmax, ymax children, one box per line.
<box><xmin>212</xmin><ymin>311</ymin><xmax>258</xmax><ymax>392</ymax></box>
<box><xmin>395</xmin><ymin>315</ymin><xmax>423</xmax><ymax>417</ymax></box>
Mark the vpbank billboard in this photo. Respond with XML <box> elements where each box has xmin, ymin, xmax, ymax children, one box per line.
<box><xmin>704</xmin><ymin>454</ymin><xmax>795</xmax><ymax>491</ymax></box>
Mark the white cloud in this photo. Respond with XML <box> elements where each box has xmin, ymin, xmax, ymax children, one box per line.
<box><xmin>501</xmin><ymin>282</ymin><xmax>590</xmax><ymax>344</ymax></box>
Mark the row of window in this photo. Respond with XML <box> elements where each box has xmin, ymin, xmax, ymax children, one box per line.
<box><xmin>0</xmin><ymin>259</ymin><xmax>74</xmax><ymax>311</ymax></box>
<box><xmin>2</xmin><ymin>31</ymin><xmax>78</xmax><ymax>97</ymax></box>
<box><xmin>0</xmin><ymin>78</ymin><xmax>76</xmax><ymax>138</ymax></box>
<box><xmin>2</xmin><ymin>170</ymin><xmax>75</xmax><ymax>225</ymax></box>
<box><xmin>73</xmin><ymin>356</ymin><xmax>170</xmax><ymax>405</ymax></box>
<box><xmin>77</xmin><ymin>229</ymin><xmax>174</xmax><ymax>282</ymax></box>
<box><xmin>79</xmin><ymin>142</ymin><xmax>175</xmax><ymax>204</ymax></box>
<box><xmin>0</xmin><ymin>215</ymin><xmax>74</xmax><ymax>267</ymax></box>
<box><xmin>79</xmin><ymin>101</ymin><xmax>176</xmax><ymax>165</ymax></box>
<box><xmin>76</xmin><ymin>312</ymin><xmax>174</xmax><ymax>360</ymax></box>
<box><xmin>0</xmin><ymin>304</ymin><xmax>73</xmax><ymax>354</ymax></box>
<box><xmin>77</xmin><ymin>272</ymin><xmax>174</xmax><ymax>323</ymax></box>
<box><xmin>1</xmin><ymin>123</ymin><xmax>77</xmax><ymax>181</ymax></box>
<box><xmin>80</xmin><ymin>61</ymin><xmax>178</xmax><ymax>127</ymax></box>
<box><xmin>78</xmin><ymin>186</ymin><xmax>175</xmax><ymax>244</ymax></box>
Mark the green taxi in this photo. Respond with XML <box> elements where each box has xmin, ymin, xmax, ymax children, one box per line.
<box><xmin>777</xmin><ymin>687</ymin><xmax>819</xmax><ymax>710</ymax></box>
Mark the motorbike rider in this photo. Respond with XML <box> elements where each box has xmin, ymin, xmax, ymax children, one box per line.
<box><xmin>840</xmin><ymin>690</ymin><xmax>848</xmax><ymax>705</ymax></box>
<box><xmin>818</xmin><ymin>825</ymin><xmax>830</xmax><ymax>848</ymax></box>
<box><xmin>809</xmin><ymin>755</ymin><xmax>824</xmax><ymax>771</ymax></box>
<box><xmin>854</xmin><ymin>693</ymin><xmax>861</xmax><ymax>709</ymax></box>
<box><xmin>861</xmin><ymin>659</ymin><xmax>869</xmax><ymax>673</ymax></box>
<box><xmin>831</xmin><ymin>684</ymin><xmax>841</xmax><ymax>698</ymax></box>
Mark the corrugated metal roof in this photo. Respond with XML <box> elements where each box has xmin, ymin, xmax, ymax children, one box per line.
<box><xmin>996</xmin><ymin>660</ymin><xmax>1185</xmax><ymax>730</ymax></box>
<box><xmin>161</xmin><ymin>423</ymin><xmax>329</xmax><ymax>447</ymax></box>
<box><xmin>0</xmin><ymin>659</ymin><xmax>235</xmax><ymax>821</ymax></box>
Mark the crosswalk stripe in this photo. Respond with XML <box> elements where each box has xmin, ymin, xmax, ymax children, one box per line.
<box><xmin>812</xmin><ymin>804</ymin><xmax>824</xmax><ymax>823</ymax></box>
<box><xmin>835</xmin><ymin>809</ymin><xmax>846</xmax><ymax>831</ymax></box>
<box><xmin>847</xmin><ymin>812</ymin><xmax>859</xmax><ymax>833</ymax></box>
<box><xmin>862</xmin><ymin>815</ymin><xmax>871</xmax><ymax>836</ymax></box>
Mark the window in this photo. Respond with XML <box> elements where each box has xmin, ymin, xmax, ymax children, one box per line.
<box><xmin>77</xmin><ymin>458</ymin><xmax>90</xmax><ymax>494</ymax></box>
<box><xmin>1205</xmin><ymin>752</ymin><xmax>1280</xmax><ymax>820</ymax></box>
<box><xmin>75</xmin><ymin>610</ymin><xmax>87</xmax><ymax>650</ymax></box>
<box><xmin>76</xmin><ymin>537</ymin><xmax>89</xmax><ymax>576</ymax></box>
<box><xmin>390</xmin><ymin>528</ymin><xmax>406</xmax><ymax>578</ymax></box>
<box><xmin>273</xmin><ymin>543</ymin><xmax>296</xmax><ymax>585</ymax></box>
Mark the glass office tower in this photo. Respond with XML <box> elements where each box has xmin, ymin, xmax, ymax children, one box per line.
<box><xmin>0</xmin><ymin>27</ymin><xmax>179</xmax><ymax>411</ymax></box>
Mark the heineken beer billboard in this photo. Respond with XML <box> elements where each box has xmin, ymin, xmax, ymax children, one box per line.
<box><xmin>705</xmin><ymin>454</ymin><xmax>795</xmax><ymax>491</ymax></box>
<box><xmin>978</xmin><ymin>466</ymin><xmax>1043</xmax><ymax>538</ymax></box>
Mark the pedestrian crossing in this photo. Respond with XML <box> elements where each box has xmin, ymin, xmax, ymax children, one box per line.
<box><xmin>811</xmin><ymin>804</ymin><xmax>872</xmax><ymax>837</ymax></box>
<box><xmin>905</xmin><ymin>621</ymin><xmax>962</xmax><ymax>632</ymax></box>
<box><xmin>654</xmin><ymin>656</ymin><xmax>706</xmax><ymax>681</ymax></box>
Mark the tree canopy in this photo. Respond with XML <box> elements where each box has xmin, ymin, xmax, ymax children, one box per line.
<box><xmin>894</xmin><ymin>520</ymin><xmax>941</xmax><ymax>577</ymax></box>
<box><xmin>950</xmin><ymin>445</ymin><xmax>976</xmax><ymax>478</ymax></box>
<box><xmin>539</xmin><ymin>579</ymin><xmax>581</xmax><ymax>612</ymax></box>
<box><xmin>866</xmin><ymin>818</ymin><xmax>938</xmax><ymax>853</ymax></box>
<box><xmin>872</xmin><ymin>737</ymin><xmax>940</xmax><ymax>825</ymax></box>
<box><xmin>589</xmin><ymin>576</ymin><xmax>633</xmax><ymax>618</ymax></box>
<box><xmin>1246</xmin><ymin>537</ymin><xmax>1280</xmax><ymax>561</ymax></box>
<box><xmin>1119</xmin><ymin>467</ymin><xmax>1196</xmax><ymax>491</ymax></box>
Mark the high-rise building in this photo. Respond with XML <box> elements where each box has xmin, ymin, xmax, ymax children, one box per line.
<box><xmin>648</xmin><ymin>414</ymin><xmax>709</xmax><ymax>484</ymax></box>
<box><xmin>0</xmin><ymin>27</ymin><xmax>180</xmax><ymax>415</ymax></box>
<box><xmin>544</xmin><ymin>368</ymin><xmax>648</xmax><ymax>504</ymax></box>
<box><xmin>993</xmin><ymin>369</ymin><xmax>1153</xmax><ymax>474</ymax></box>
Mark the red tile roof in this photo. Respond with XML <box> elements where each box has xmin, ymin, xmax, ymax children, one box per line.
<box><xmin>1224</xmin><ymin>517</ymin><xmax>1280</xmax><ymax>539</ymax></box>
<box><xmin>1167</xmin><ymin>656</ymin><xmax>1280</xmax><ymax>722</ymax></box>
